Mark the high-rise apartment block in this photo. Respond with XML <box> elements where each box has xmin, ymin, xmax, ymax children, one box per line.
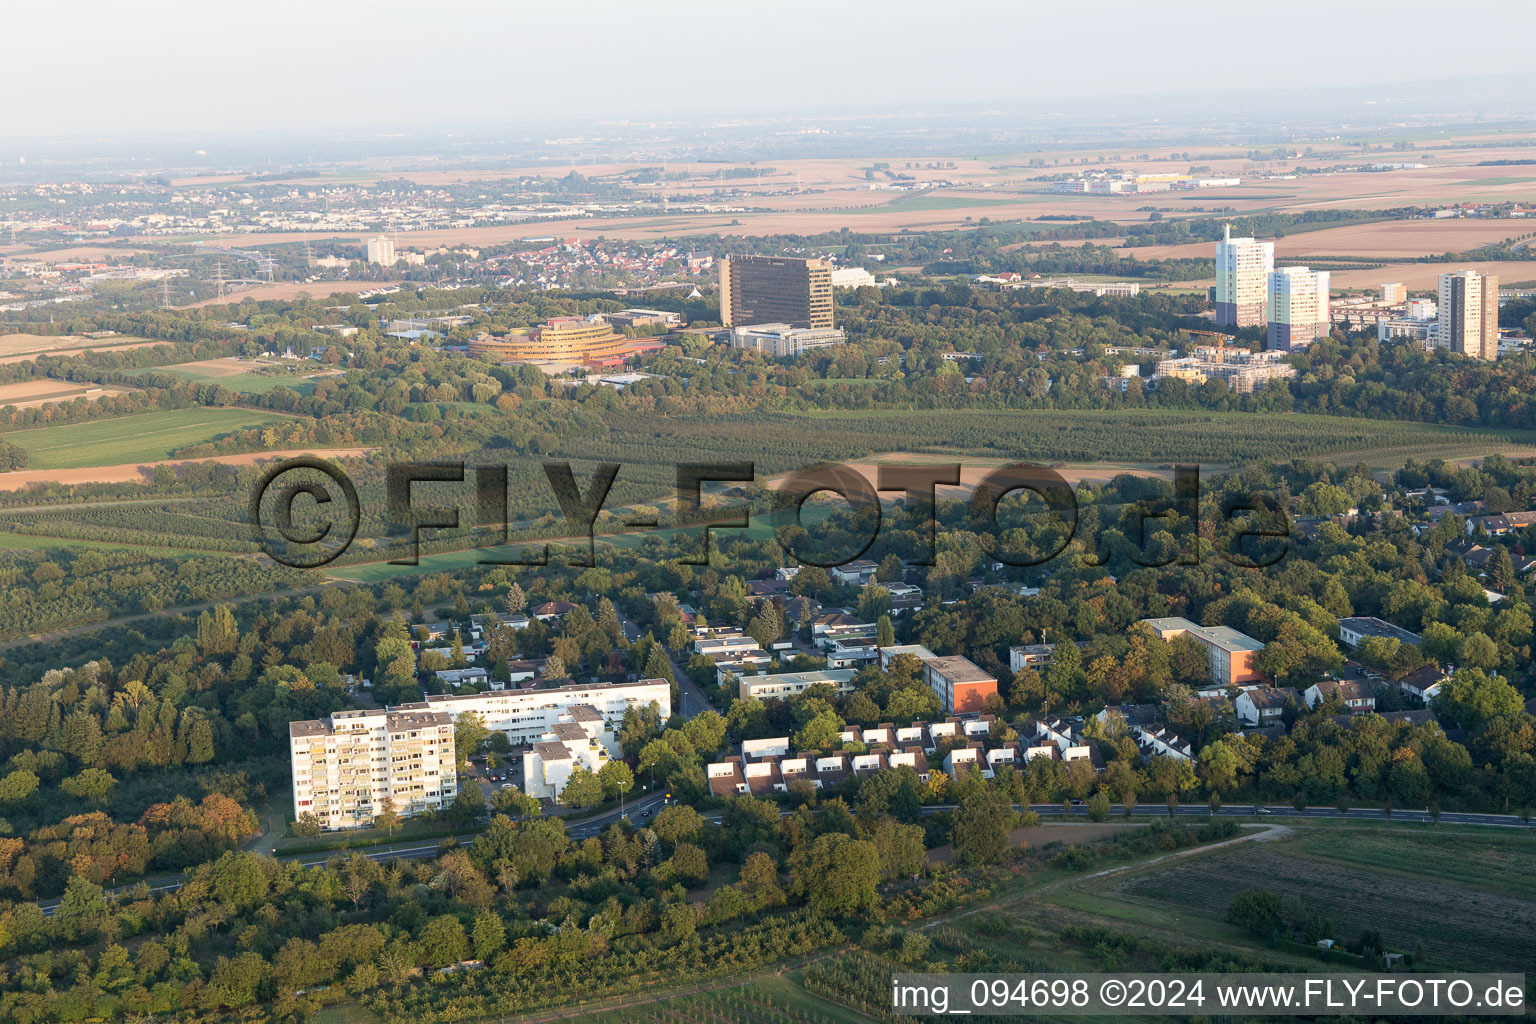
<box><xmin>1214</xmin><ymin>225</ymin><xmax>1274</xmax><ymax>328</ymax></box>
<box><xmin>719</xmin><ymin>255</ymin><xmax>834</xmax><ymax>329</ymax></box>
<box><xmin>366</xmin><ymin>236</ymin><xmax>397</xmax><ymax>267</ymax></box>
<box><xmin>1437</xmin><ymin>270</ymin><xmax>1499</xmax><ymax>360</ymax></box>
<box><xmin>289</xmin><ymin>709</ymin><xmax>456</xmax><ymax>830</ymax></box>
<box><xmin>1267</xmin><ymin>266</ymin><xmax>1331</xmax><ymax>351</ymax></box>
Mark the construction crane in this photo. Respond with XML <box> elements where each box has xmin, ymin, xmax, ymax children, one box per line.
<box><xmin>1181</xmin><ymin>328</ymin><xmax>1234</xmax><ymax>360</ymax></box>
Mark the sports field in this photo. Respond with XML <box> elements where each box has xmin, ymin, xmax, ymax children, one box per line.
<box><xmin>3</xmin><ymin>408</ymin><xmax>286</xmax><ymax>469</ymax></box>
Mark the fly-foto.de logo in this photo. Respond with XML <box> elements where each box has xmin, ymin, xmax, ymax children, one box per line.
<box><xmin>248</xmin><ymin>458</ymin><xmax>1290</xmax><ymax>570</ymax></box>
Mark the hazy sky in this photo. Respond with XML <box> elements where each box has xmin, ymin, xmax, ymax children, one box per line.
<box><xmin>5</xmin><ymin>0</ymin><xmax>1534</xmax><ymax>138</ymax></box>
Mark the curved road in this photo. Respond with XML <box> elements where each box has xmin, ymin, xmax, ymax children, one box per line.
<box><xmin>39</xmin><ymin>796</ymin><xmax>1530</xmax><ymax>916</ymax></box>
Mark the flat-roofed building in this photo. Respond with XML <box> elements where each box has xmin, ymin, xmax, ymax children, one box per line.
<box><xmin>400</xmin><ymin>678</ymin><xmax>671</xmax><ymax>753</ymax></box>
<box><xmin>879</xmin><ymin>644</ymin><xmax>937</xmax><ymax>670</ymax></box>
<box><xmin>1153</xmin><ymin>345</ymin><xmax>1295</xmax><ymax>394</ymax></box>
<box><xmin>603</xmin><ymin>308</ymin><xmax>682</xmax><ymax>329</ymax></box>
<box><xmin>1337</xmin><ymin>616</ymin><xmax>1422</xmax><ymax>648</ymax></box>
<box><xmin>1215</xmin><ymin>224</ymin><xmax>1274</xmax><ymax>328</ymax></box>
<box><xmin>289</xmin><ymin>709</ymin><xmax>456</xmax><ymax>830</ymax></box>
<box><xmin>366</xmin><ymin>236</ymin><xmax>397</xmax><ymax>267</ymax></box>
<box><xmin>1008</xmin><ymin>643</ymin><xmax>1057</xmax><ymax>673</ymax></box>
<box><xmin>729</xmin><ymin>322</ymin><xmax>846</xmax><ymax>358</ymax></box>
<box><xmin>738</xmin><ymin>668</ymin><xmax>858</xmax><ymax>702</ymax></box>
<box><xmin>1267</xmin><ymin>266</ymin><xmax>1330</xmax><ymax>351</ymax></box>
<box><xmin>830</xmin><ymin>266</ymin><xmax>877</xmax><ymax>289</ymax></box>
<box><xmin>922</xmin><ymin>655</ymin><xmax>998</xmax><ymax>713</ymax></box>
<box><xmin>1142</xmin><ymin>616</ymin><xmax>1265</xmax><ymax>687</ymax></box>
<box><xmin>523</xmin><ymin>708</ymin><xmax>611</xmax><ymax>801</ymax></box>
<box><xmin>719</xmin><ymin>255</ymin><xmax>834</xmax><ymax>329</ymax></box>
<box><xmin>1438</xmin><ymin>270</ymin><xmax>1499</xmax><ymax>361</ymax></box>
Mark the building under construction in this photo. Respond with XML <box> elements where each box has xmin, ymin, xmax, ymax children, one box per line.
<box><xmin>1152</xmin><ymin>340</ymin><xmax>1296</xmax><ymax>395</ymax></box>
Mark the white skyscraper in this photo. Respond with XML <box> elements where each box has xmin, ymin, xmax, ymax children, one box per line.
<box><xmin>1267</xmin><ymin>266</ymin><xmax>1331</xmax><ymax>351</ymax></box>
<box><xmin>1437</xmin><ymin>270</ymin><xmax>1499</xmax><ymax>361</ymax></box>
<box><xmin>1214</xmin><ymin>224</ymin><xmax>1274</xmax><ymax>329</ymax></box>
<box><xmin>366</xmin><ymin>235</ymin><xmax>397</xmax><ymax>267</ymax></box>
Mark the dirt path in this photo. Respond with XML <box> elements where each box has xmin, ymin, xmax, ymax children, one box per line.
<box><xmin>916</xmin><ymin>822</ymin><xmax>1292</xmax><ymax>934</ymax></box>
<box><xmin>484</xmin><ymin>823</ymin><xmax>1291</xmax><ymax>1024</ymax></box>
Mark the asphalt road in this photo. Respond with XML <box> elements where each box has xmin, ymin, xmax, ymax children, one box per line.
<box><xmin>618</xmin><ymin>611</ymin><xmax>713</xmax><ymax>719</ymax></box>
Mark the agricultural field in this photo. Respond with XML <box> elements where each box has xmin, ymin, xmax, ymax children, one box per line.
<box><xmin>1</xmin><ymin>408</ymin><xmax>287</xmax><ymax>469</ymax></box>
<box><xmin>0</xmin><ymin>332</ymin><xmax>173</xmax><ymax>365</ymax></box>
<box><xmin>124</xmin><ymin>356</ymin><xmax>329</xmax><ymax>394</ymax></box>
<box><xmin>136</xmin><ymin>133</ymin><xmax>1536</xmax><ymax>247</ymax></box>
<box><xmin>1052</xmin><ymin>826</ymin><xmax>1536</xmax><ymax>974</ymax></box>
<box><xmin>1120</xmin><ymin>217</ymin><xmax>1536</xmax><ymax>261</ymax></box>
<box><xmin>1328</xmin><ymin>259</ymin><xmax>1536</xmax><ymax>291</ymax></box>
<box><xmin>0</xmin><ymin>380</ymin><xmax>136</xmax><ymax>410</ymax></box>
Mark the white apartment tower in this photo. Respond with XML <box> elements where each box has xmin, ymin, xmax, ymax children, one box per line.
<box><xmin>1214</xmin><ymin>224</ymin><xmax>1274</xmax><ymax>329</ymax></box>
<box><xmin>290</xmin><ymin>709</ymin><xmax>456</xmax><ymax>830</ymax></box>
<box><xmin>366</xmin><ymin>235</ymin><xmax>398</xmax><ymax>267</ymax></box>
<box><xmin>1267</xmin><ymin>266</ymin><xmax>1331</xmax><ymax>351</ymax></box>
<box><xmin>1438</xmin><ymin>270</ymin><xmax>1499</xmax><ymax>361</ymax></box>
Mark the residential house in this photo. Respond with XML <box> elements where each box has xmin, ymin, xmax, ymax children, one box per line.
<box><xmin>830</xmin><ymin>559</ymin><xmax>879</xmax><ymax>586</ymax></box>
<box><xmin>1397</xmin><ymin>665</ymin><xmax>1449</xmax><ymax>702</ymax></box>
<box><xmin>1304</xmin><ymin>678</ymin><xmax>1376</xmax><ymax>713</ymax></box>
<box><xmin>1009</xmin><ymin>643</ymin><xmax>1056</xmax><ymax>674</ymax></box>
<box><xmin>435</xmin><ymin>667</ymin><xmax>490</xmax><ymax>688</ymax></box>
<box><xmin>826</xmin><ymin>635</ymin><xmax>880</xmax><ymax>669</ymax></box>
<box><xmin>531</xmin><ymin>601</ymin><xmax>579</xmax><ymax>623</ymax></box>
<box><xmin>1235</xmin><ymin>687</ymin><xmax>1298</xmax><ymax>727</ymax></box>
<box><xmin>1467</xmin><ymin>511</ymin><xmax>1536</xmax><ymax>536</ymax></box>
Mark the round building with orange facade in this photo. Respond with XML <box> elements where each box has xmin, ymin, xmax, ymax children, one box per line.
<box><xmin>469</xmin><ymin>317</ymin><xmax>655</xmax><ymax>367</ymax></box>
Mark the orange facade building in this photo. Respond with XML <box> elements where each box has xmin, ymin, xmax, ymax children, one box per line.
<box><xmin>922</xmin><ymin>655</ymin><xmax>998</xmax><ymax>713</ymax></box>
<box><xmin>469</xmin><ymin>317</ymin><xmax>661</xmax><ymax>367</ymax></box>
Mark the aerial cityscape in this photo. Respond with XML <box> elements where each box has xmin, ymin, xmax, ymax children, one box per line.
<box><xmin>2</xmin><ymin>3</ymin><xmax>1536</xmax><ymax>1023</ymax></box>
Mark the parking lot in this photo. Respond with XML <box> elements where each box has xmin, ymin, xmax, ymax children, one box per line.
<box><xmin>462</xmin><ymin>754</ymin><xmax>525</xmax><ymax>801</ymax></box>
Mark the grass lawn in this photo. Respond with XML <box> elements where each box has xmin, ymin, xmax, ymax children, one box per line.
<box><xmin>124</xmin><ymin>365</ymin><xmax>320</xmax><ymax>395</ymax></box>
<box><xmin>5</xmin><ymin>408</ymin><xmax>286</xmax><ymax>469</ymax></box>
